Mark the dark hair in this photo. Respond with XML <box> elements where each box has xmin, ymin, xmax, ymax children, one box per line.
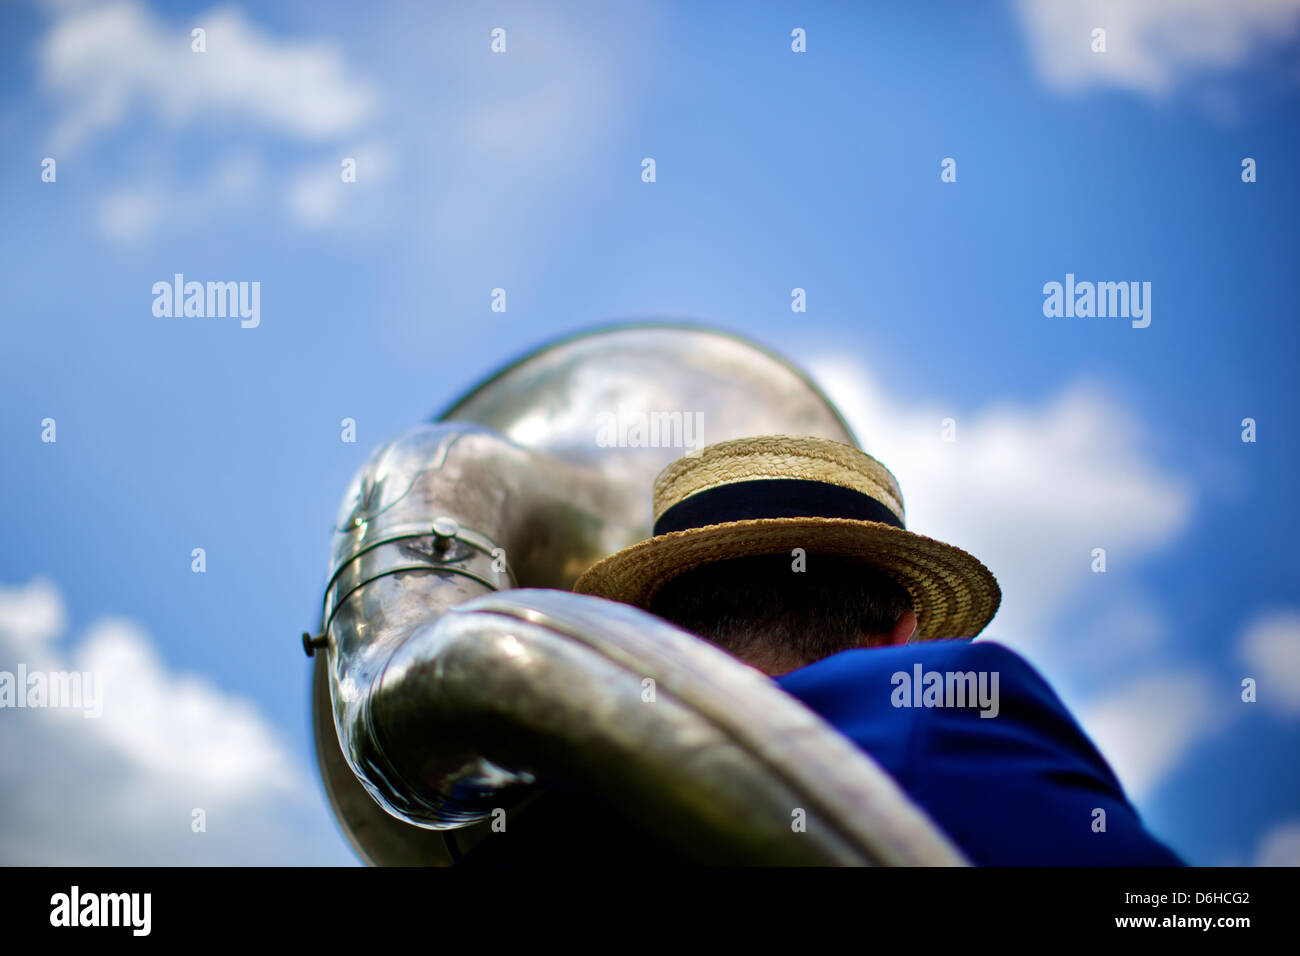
<box><xmin>648</xmin><ymin>553</ymin><xmax>914</xmax><ymax>665</ymax></box>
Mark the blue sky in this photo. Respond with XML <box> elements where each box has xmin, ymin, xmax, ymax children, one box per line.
<box><xmin>0</xmin><ymin>0</ymin><xmax>1297</xmax><ymax>866</ymax></box>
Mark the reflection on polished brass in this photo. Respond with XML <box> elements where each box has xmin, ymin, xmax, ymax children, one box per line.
<box><xmin>310</xmin><ymin>323</ymin><xmax>964</xmax><ymax>865</ymax></box>
<box><xmin>403</xmin><ymin>588</ymin><xmax>965</xmax><ymax>864</ymax></box>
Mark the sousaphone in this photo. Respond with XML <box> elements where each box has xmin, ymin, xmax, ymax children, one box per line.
<box><xmin>306</xmin><ymin>323</ymin><xmax>966</xmax><ymax>866</ymax></box>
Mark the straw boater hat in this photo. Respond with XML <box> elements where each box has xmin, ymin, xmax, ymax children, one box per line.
<box><xmin>574</xmin><ymin>435</ymin><xmax>1000</xmax><ymax>640</ymax></box>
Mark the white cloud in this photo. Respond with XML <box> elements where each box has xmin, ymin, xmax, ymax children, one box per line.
<box><xmin>41</xmin><ymin>0</ymin><xmax>376</xmax><ymax>153</ymax></box>
<box><xmin>97</xmin><ymin>187</ymin><xmax>163</xmax><ymax>241</ymax></box>
<box><xmin>1013</xmin><ymin>0</ymin><xmax>1300</xmax><ymax>98</ymax></box>
<box><xmin>0</xmin><ymin>578</ymin><xmax>350</xmax><ymax>864</ymax></box>
<box><xmin>1254</xmin><ymin>819</ymin><xmax>1300</xmax><ymax>865</ymax></box>
<box><xmin>287</xmin><ymin>167</ymin><xmax>343</xmax><ymax>229</ymax></box>
<box><xmin>0</xmin><ymin>577</ymin><xmax>66</xmax><ymax>653</ymax></box>
<box><xmin>38</xmin><ymin>0</ymin><xmax>382</xmax><ymax>241</ymax></box>
<box><xmin>1076</xmin><ymin>670</ymin><xmax>1222</xmax><ymax>801</ymax></box>
<box><xmin>287</xmin><ymin>142</ymin><xmax>393</xmax><ymax>229</ymax></box>
<box><xmin>809</xmin><ymin>357</ymin><xmax>1203</xmax><ymax>802</ymax></box>
<box><xmin>36</xmin><ymin>1</ymin><xmax>655</xmax><ymax>249</ymax></box>
<box><xmin>1238</xmin><ymin>611</ymin><xmax>1300</xmax><ymax>714</ymax></box>
<box><xmin>97</xmin><ymin>149</ymin><xmax>263</xmax><ymax>241</ymax></box>
<box><xmin>808</xmin><ymin>361</ymin><xmax>1193</xmax><ymax>653</ymax></box>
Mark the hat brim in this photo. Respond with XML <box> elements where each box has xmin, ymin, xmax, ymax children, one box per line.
<box><xmin>572</xmin><ymin>517</ymin><xmax>1001</xmax><ymax>640</ymax></box>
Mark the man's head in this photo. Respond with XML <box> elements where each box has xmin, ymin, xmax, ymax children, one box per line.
<box><xmin>574</xmin><ymin>435</ymin><xmax>1000</xmax><ymax>645</ymax></box>
<box><xmin>649</xmin><ymin>553</ymin><xmax>917</xmax><ymax>676</ymax></box>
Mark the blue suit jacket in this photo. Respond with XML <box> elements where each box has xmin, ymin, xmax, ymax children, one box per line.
<box><xmin>775</xmin><ymin>639</ymin><xmax>1183</xmax><ymax>866</ymax></box>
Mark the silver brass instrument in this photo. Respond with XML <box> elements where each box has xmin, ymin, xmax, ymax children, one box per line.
<box><xmin>307</xmin><ymin>323</ymin><xmax>967</xmax><ymax>866</ymax></box>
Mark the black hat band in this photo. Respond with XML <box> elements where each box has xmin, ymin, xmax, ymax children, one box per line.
<box><xmin>653</xmin><ymin>478</ymin><xmax>904</xmax><ymax>536</ymax></box>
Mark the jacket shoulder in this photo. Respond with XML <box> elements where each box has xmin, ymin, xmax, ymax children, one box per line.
<box><xmin>779</xmin><ymin>638</ymin><xmax>1045</xmax><ymax>693</ymax></box>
